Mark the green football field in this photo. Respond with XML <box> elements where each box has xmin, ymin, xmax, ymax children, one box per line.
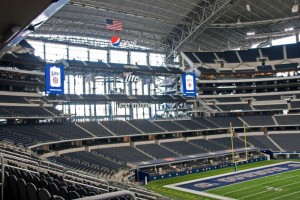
<box><xmin>208</xmin><ymin>168</ymin><xmax>300</xmax><ymax>200</ymax></box>
<box><xmin>145</xmin><ymin>160</ymin><xmax>300</xmax><ymax>200</ymax></box>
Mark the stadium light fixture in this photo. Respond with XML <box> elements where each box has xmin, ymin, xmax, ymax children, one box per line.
<box><xmin>285</xmin><ymin>27</ymin><xmax>294</xmax><ymax>31</ymax></box>
<box><xmin>246</xmin><ymin>4</ymin><xmax>251</xmax><ymax>12</ymax></box>
<box><xmin>292</xmin><ymin>4</ymin><xmax>298</xmax><ymax>13</ymax></box>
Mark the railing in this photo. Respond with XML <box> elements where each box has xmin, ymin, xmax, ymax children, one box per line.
<box><xmin>63</xmin><ymin>170</ymin><xmax>110</xmax><ymax>193</ymax></box>
<box><xmin>2</xmin><ymin>154</ymin><xmax>40</xmax><ymax>173</ymax></box>
<box><xmin>129</xmin><ymin>187</ymin><xmax>164</xmax><ymax>200</ymax></box>
<box><xmin>0</xmin><ymin>155</ymin><xmax>4</xmax><ymax>200</ymax></box>
<box><xmin>76</xmin><ymin>191</ymin><xmax>136</xmax><ymax>200</ymax></box>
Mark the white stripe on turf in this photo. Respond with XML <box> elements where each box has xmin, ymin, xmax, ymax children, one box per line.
<box><xmin>271</xmin><ymin>190</ymin><xmax>300</xmax><ymax>200</ymax></box>
<box><xmin>165</xmin><ymin>184</ymin><xmax>237</xmax><ymax>200</ymax></box>
<box><xmin>219</xmin><ymin>171</ymin><xmax>300</xmax><ymax>195</ymax></box>
<box><xmin>240</xmin><ymin>181</ymin><xmax>300</xmax><ymax>200</ymax></box>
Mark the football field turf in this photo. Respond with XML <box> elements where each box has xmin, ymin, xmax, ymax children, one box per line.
<box><xmin>208</xmin><ymin>168</ymin><xmax>300</xmax><ymax>200</ymax></box>
<box><xmin>145</xmin><ymin>160</ymin><xmax>300</xmax><ymax>200</ymax></box>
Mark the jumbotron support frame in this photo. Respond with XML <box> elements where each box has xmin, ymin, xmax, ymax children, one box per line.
<box><xmin>165</xmin><ymin>0</ymin><xmax>239</xmax><ymax>58</ymax></box>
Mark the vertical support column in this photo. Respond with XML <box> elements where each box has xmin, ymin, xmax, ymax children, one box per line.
<box><xmin>148</xmin><ymin>81</ymin><xmax>152</xmax><ymax>118</ymax></box>
<box><xmin>87</xmin><ymin>49</ymin><xmax>90</xmax><ymax>61</ymax></box>
<box><xmin>94</xmin><ymin>103</ymin><xmax>97</xmax><ymax>121</ymax></box>
<box><xmin>74</xmin><ymin>102</ymin><xmax>77</xmax><ymax>121</ymax></box>
<box><xmin>107</xmin><ymin>49</ymin><xmax>110</xmax><ymax>63</ymax></box>
<box><xmin>296</xmin><ymin>33</ymin><xmax>299</xmax><ymax>43</ymax></box>
<box><xmin>43</xmin><ymin>41</ymin><xmax>46</xmax><ymax>61</ymax></box>
<box><xmin>128</xmin><ymin>81</ymin><xmax>133</xmax><ymax>119</ymax></box>
<box><xmin>113</xmin><ymin>75</ymin><xmax>117</xmax><ymax>93</ymax></box>
<box><xmin>128</xmin><ymin>50</ymin><xmax>131</xmax><ymax>65</ymax></box>
<box><xmin>146</xmin><ymin>51</ymin><xmax>150</xmax><ymax>66</ymax></box>
<box><xmin>104</xmin><ymin>76</ymin><xmax>107</xmax><ymax>95</ymax></box>
<box><xmin>83</xmin><ymin>74</ymin><xmax>86</xmax><ymax>95</ymax></box>
<box><xmin>67</xmin><ymin>45</ymin><xmax>69</xmax><ymax>60</ymax></box>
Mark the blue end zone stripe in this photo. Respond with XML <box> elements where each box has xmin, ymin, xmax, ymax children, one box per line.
<box><xmin>175</xmin><ymin>162</ymin><xmax>300</xmax><ymax>192</ymax></box>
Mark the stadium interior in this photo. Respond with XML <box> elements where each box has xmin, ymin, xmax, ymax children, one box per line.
<box><xmin>0</xmin><ymin>0</ymin><xmax>300</xmax><ymax>199</ymax></box>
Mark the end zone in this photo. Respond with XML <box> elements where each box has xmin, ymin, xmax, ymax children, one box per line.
<box><xmin>165</xmin><ymin>161</ymin><xmax>300</xmax><ymax>200</ymax></box>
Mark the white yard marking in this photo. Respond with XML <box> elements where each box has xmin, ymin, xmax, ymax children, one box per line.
<box><xmin>271</xmin><ymin>190</ymin><xmax>300</xmax><ymax>200</ymax></box>
<box><xmin>164</xmin><ymin>162</ymin><xmax>299</xmax><ymax>200</ymax></box>
<box><xmin>240</xmin><ymin>181</ymin><xmax>300</xmax><ymax>200</ymax></box>
<box><xmin>220</xmin><ymin>172</ymin><xmax>300</xmax><ymax>195</ymax></box>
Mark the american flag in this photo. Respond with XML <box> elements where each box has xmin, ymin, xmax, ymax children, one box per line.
<box><xmin>106</xmin><ymin>19</ymin><xmax>123</xmax><ymax>31</ymax></box>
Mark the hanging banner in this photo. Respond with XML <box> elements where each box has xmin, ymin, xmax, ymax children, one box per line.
<box><xmin>182</xmin><ymin>73</ymin><xmax>196</xmax><ymax>97</ymax></box>
<box><xmin>45</xmin><ymin>64</ymin><xmax>64</xmax><ymax>94</ymax></box>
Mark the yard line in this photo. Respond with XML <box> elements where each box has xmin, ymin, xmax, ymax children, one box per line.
<box><xmin>271</xmin><ymin>190</ymin><xmax>300</xmax><ymax>200</ymax></box>
<box><xmin>220</xmin><ymin>173</ymin><xmax>300</xmax><ymax>195</ymax></box>
<box><xmin>207</xmin><ymin>168</ymin><xmax>300</xmax><ymax>194</ymax></box>
<box><xmin>240</xmin><ymin>181</ymin><xmax>300</xmax><ymax>200</ymax></box>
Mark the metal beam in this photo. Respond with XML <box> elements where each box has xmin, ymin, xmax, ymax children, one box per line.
<box><xmin>165</xmin><ymin>0</ymin><xmax>237</xmax><ymax>58</ymax></box>
<box><xmin>209</xmin><ymin>16</ymin><xmax>300</xmax><ymax>28</ymax></box>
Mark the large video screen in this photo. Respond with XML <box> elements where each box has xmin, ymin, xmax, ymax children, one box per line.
<box><xmin>45</xmin><ymin>64</ymin><xmax>64</xmax><ymax>94</ymax></box>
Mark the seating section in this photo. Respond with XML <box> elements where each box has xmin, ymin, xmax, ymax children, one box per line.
<box><xmin>198</xmin><ymin>67</ymin><xmax>217</xmax><ymax>74</ymax></box>
<box><xmin>261</xmin><ymin>45</ymin><xmax>284</xmax><ymax>60</ymax></box>
<box><xmin>253</xmin><ymin>104</ymin><xmax>288</xmax><ymax>110</ymax></box>
<box><xmin>275</xmin><ymin>63</ymin><xmax>298</xmax><ymax>71</ymax></box>
<box><xmin>94</xmin><ymin>146</ymin><xmax>153</xmax><ymax>163</ymax></box>
<box><xmin>4</xmin><ymin>165</ymin><xmax>105</xmax><ymax>200</ymax></box>
<box><xmin>286</xmin><ymin>43</ymin><xmax>300</xmax><ymax>59</ymax></box>
<box><xmin>209</xmin><ymin>137</ymin><xmax>247</xmax><ymax>149</ymax></box>
<box><xmin>0</xmin><ymin>95</ymin><xmax>29</xmax><ymax>103</ymax></box>
<box><xmin>189</xmin><ymin>139</ymin><xmax>225</xmax><ymax>152</ymax></box>
<box><xmin>194</xmin><ymin>52</ymin><xmax>216</xmax><ymax>63</ymax></box>
<box><xmin>216</xmin><ymin>97</ymin><xmax>241</xmax><ymax>102</ymax></box>
<box><xmin>100</xmin><ymin>121</ymin><xmax>142</xmax><ymax>135</ymax></box>
<box><xmin>0</xmin><ymin>125</ymin><xmax>59</xmax><ymax>146</ymax></box>
<box><xmin>257</xmin><ymin>65</ymin><xmax>272</xmax><ymax>71</ymax></box>
<box><xmin>77</xmin><ymin>122</ymin><xmax>114</xmax><ymax>137</ymax></box>
<box><xmin>254</xmin><ymin>95</ymin><xmax>281</xmax><ymax>101</ymax></box>
<box><xmin>44</xmin><ymin>107</ymin><xmax>62</xmax><ymax>116</ymax></box>
<box><xmin>240</xmin><ymin>115</ymin><xmax>275</xmax><ymax>126</ymax></box>
<box><xmin>217</xmin><ymin>104</ymin><xmax>253</xmax><ymax>111</ymax></box>
<box><xmin>2</xmin><ymin>106</ymin><xmax>53</xmax><ymax>117</ymax></box>
<box><xmin>38</xmin><ymin>123</ymin><xmax>92</xmax><ymax>139</ymax></box>
<box><xmin>153</xmin><ymin>121</ymin><xmax>186</xmax><ymax>131</ymax></box>
<box><xmin>136</xmin><ymin>144</ymin><xmax>179</xmax><ymax>159</ymax></box>
<box><xmin>0</xmin><ymin>107</ymin><xmax>13</xmax><ymax>117</ymax></box>
<box><xmin>275</xmin><ymin>115</ymin><xmax>300</xmax><ymax>125</ymax></box>
<box><xmin>246</xmin><ymin>135</ymin><xmax>280</xmax><ymax>151</ymax></box>
<box><xmin>193</xmin><ymin>117</ymin><xmax>219</xmax><ymax>129</ymax></box>
<box><xmin>216</xmin><ymin>51</ymin><xmax>240</xmax><ymax>63</ymax></box>
<box><xmin>128</xmin><ymin>119</ymin><xmax>165</xmax><ymax>133</ymax></box>
<box><xmin>206</xmin><ymin>116</ymin><xmax>243</xmax><ymax>128</ymax></box>
<box><xmin>184</xmin><ymin>52</ymin><xmax>199</xmax><ymax>63</ymax></box>
<box><xmin>238</xmin><ymin>49</ymin><xmax>260</xmax><ymax>62</ymax></box>
<box><xmin>291</xmin><ymin>101</ymin><xmax>300</xmax><ymax>109</ymax></box>
<box><xmin>50</xmin><ymin>151</ymin><xmax>127</xmax><ymax>173</ymax></box>
<box><xmin>269</xmin><ymin>134</ymin><xmax>300</xmax><ymax>152</ymax></box>
<box><xmin>161</xmin><ymin>141</ymin><xmax>207</xmax><ymax>155</ymax></box>
<box><xmin>173</xmin><ymin>120</ymin><xmax>206</xmax><ymax>130</ymax></box>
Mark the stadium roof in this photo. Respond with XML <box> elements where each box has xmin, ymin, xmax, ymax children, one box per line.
<box><xmin>2</xmin><ymin>0</ymin><xmax>300</xmax><ymax>57</ymax></box>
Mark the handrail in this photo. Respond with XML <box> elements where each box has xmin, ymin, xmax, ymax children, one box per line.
<box><xmin>0</xmin><ymin>155</ymin><xmax>4</xmax><ymax>200</ymax></box>
<box><xmin>63</xmin><ymin>170</ymin><xmax>109</xmax><ymax>192</ymax></box>
<box><xmin>0</xmin><ymin>148</ymin><xmax>32</xmax><ymax>160</ymax></box>
<box><xmin>3</xmin><ymin>154</ymin><xmax>40</xmax><ymax>174</ymax></box>
<box><xmin>4</xmin><ymin>164</ymin><xmax>39</xmax><ymax>175</ymax></box>
<box><xmin>129</xmin><ymin>187</ymin><xmax>163</xmax><ymax>199</ymax></box>
<box><xmin>40</xmin><ymin>159</ymin><xmax>65</xmax><ymax>172</ymax></box>
<box><xmin>75</xmin><ymin>191</ymin><xmax>136</xmax><ymax>200</ymax></box>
